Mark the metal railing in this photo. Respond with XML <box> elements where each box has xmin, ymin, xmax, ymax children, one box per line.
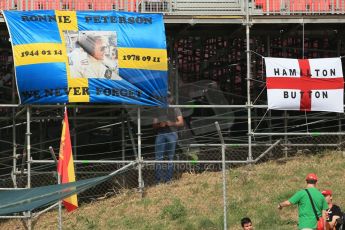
<box><xmin>252</xmin><ymin>0</ymin><xmax>345</xmax><ymax>15</ymax></box>
<box><xmin>1</xmin><ymin>0</ymin><xmax>345</xmax><ymax>15</ymax></box>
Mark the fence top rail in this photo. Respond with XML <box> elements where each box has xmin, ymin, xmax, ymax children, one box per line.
<box><xmin>1</xmin><ymin>0</ymin><xmax>345</xmax><ymax>16</ymax></box>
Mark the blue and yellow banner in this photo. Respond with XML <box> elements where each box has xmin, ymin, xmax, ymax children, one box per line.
<box><xmin>3</xmin><ymin>10</ymin><xmax>168</xmax><ymax>105</ymax></box>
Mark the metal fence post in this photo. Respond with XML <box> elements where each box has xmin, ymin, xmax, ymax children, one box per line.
<box><xmin>215</xmin><ymin>122</ymin><xmax>227</xmax><ymax>230</ymax></box>
<box><xmin>284</xmin><ymin>111</ymin><xmax>288</xmax><ymax>158</ymax></box>
<box><xmin>122</xmin><ymin>109</ymin><xmax>126</xmax><ymax>161</ymax></box>
<box><xmin>137</xmin><ymin>107</ymin><xmax>144</xmax><ymax>197</ymax></box>
<box><xmin>338</xmin><ymin>114</ymin><xmax>342</xmax><ymax>151</ymax></box>
<box><xmin>73</xmin><ymin>107</ymin><xmax>77</xmax><ymax>168</ymax></box>
<box><xmin>49</xmin><ymin>147</ymin><xmax>62</xmax><ymax>230</ymax></box>
<box><xmin>121</xmin><ymin>109</ymin><xmax>126</xmax><ymax>186</ymax></box>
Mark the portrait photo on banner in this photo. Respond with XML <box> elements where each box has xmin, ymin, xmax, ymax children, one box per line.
<box><xmin>64</xmin><ymin>30</ymin><xmax>121</xmax><ymax>80</ymax></box>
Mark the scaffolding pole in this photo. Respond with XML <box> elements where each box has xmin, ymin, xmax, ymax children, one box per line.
<box><xmin>26</xmin><ymin>106</ymin><xmax>32</xmax><ymax>230</ymax></box>
<box><xmin>12</xmin><ymin>107</ymin><xmax>17</xmax><ymax>188</ymax></box>
<box><xmin>246</xmin><ymin>0</ymin><xmax>253</xmax><ymax>162</ymax></box>
<box><xmin>251</xmin><ymin>132</ymin><xmax>345</xmax><ymax>136</ymax></box>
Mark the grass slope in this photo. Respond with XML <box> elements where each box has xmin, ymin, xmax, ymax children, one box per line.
<box><xmin>1</xmin><ymin>151</ymin><xmax>345</xmax><ymax>230</ymax></box>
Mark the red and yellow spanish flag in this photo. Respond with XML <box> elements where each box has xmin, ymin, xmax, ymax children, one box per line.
<box><xmin>58</xmin><ymin>108</ymin><xmax>78</xmax><ymax>212</ymax></box>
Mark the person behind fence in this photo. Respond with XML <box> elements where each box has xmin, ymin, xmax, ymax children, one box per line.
<box><xmin>1</xmin><ymin>66</ymin><xmax>12</xmax><ymax>86</ymax></box>
<box><xmin>153</xmin><ymin>93</ymin><xmax>184</xmax><ymax>183</ymax></box>
<box><xmin>322</xmin><ymin>189</ymin><xmax>342</xmax><ymax>230</ymax></box>
<box><xmin>278</xmin><ymin>173</ymin><xmax>328</xmax><ymax>230</ymax></box>
<box><xmin>241</xmin><ymin>217</ymin><xmax>254</xmax><ymax>230</ymax></box>
<box><xmin>69</xmin><ymin>34</ymin><xmax>121</xmax><ymax>80</ymax></box>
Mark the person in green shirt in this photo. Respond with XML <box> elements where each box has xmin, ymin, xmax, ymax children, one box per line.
<box><xmin>277</xmin><ymin>173</ymin><xmax>328</xmax><ymax>230</ymax></box>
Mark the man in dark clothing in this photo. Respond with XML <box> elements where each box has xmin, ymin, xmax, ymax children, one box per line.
<box><xmin>278</xmin><ymin>173</ymin><xmax>328</xmax><ymax>230</ymax></box>
<box><xmin>153</xmin><ymin>94</ymin><xmax>184</xmax><ymax>183</ymax></box>
<box><xmin>322</xmin><ymin>189</ymin><xmax>342</xmax><ymax>230</ymax></box>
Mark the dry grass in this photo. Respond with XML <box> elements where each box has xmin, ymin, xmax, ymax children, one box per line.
<box><xmin>1</xmin><ymin>151</ymin><xmax>345</xmax><ymax>230</ymax></box>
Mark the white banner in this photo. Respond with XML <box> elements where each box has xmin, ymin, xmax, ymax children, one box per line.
<box><xmin>265</xmin><ymin>57</ymin><xmax>344</xmax><ymax>113</ymax></box>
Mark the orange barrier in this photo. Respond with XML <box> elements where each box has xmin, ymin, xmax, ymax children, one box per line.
<box><xmin>255</xmin><ymin>0</ymin><xmax>281</xmax><ymax>12</ymax></box>
<box><xmin>1</xmin><ymin>0</ymin><xmax>344</xmax><ymax>13</ymax></box>
<box><xmin>0</xmin><ymin>0</ymin><xmax>138</xmax><ymax>11</ymax></box>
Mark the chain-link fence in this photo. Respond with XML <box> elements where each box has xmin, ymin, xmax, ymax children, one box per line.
<box><xmin>0</xmin><ymin>102</ymin><xmax>344</xmax><ymax>230</ymax></box>
<box><xmin>0</xmin><ymin>104</ymin><xmax>343</xmax><ymax>197</ymax></box>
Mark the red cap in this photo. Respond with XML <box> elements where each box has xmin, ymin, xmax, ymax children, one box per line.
<box><xmin>305</xmin><ymin>173</ymin><xmax>318</xmax><ymax>181</ymax></box>
<box><xmin>322</xmin><ymin>190</ymin><xmax>332</xmax><ymax>196</ymax></box>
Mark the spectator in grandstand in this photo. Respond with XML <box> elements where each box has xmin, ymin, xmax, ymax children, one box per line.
<box><xmin>2</xmin><ymin>66</ymin><xmax>13</xmax><ymax>86</ymax></box>
<box><xmin>278</xmin><ymin>173</ymin><xmax>328</xmax><ymax>230</ymax></box>
<box><xmin>241</xmin><ymin>217</ymin><xmax>254</xmax><ymax>230</ymax></box>
<box><xmin>0</xmin><ymin>71</ymin><xmax>4</xmax><ymax>87</ymax></box>
<box><xmin>153</xmin><ymin>92</ymin><xmax>184</xmax><ymax>183</ymax></box>
<box><xmin>322</xmin><ymin>189</ymin><xmax>342</xmax><ymax>230</ymax></box>
<box><xmin>69</xmin><ymin>34</ymin><xmax>121</xmax><ymax>80</ymax></box>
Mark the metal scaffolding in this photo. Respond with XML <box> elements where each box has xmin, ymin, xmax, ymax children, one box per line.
<box><xmin>1</xmin><ymin>1</ymin><xmax>345</xmax><ymax>229</ymax></box>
